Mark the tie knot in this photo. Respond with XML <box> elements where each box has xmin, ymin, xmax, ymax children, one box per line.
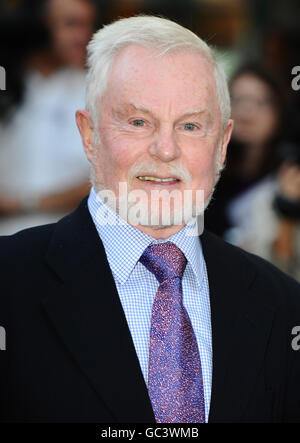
<box><xmin>140</xmin><ymin>242</ymin><xmax>187</xmax><ymax>283</ymax></box>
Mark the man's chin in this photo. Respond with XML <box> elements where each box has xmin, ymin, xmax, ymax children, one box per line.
<box><xmin>126</xmin><ymin>203</ymin><xmax>201</xmax><ymax>227</ymax></box>
<box><xmin>92</xmin><ymin>179</ymin><xmax>211</xmax><ymax>228</ymax></box>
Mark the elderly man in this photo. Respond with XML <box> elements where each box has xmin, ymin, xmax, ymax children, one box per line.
<box><xmin>0</xmin><ymin>16</ymin><xmax>300</xmax><ymax>424</ymax></box>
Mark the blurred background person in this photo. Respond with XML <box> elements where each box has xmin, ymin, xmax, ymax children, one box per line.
<box><xmin>272</xmin><ymin>161</ymin><xmax>300</xmax><ymax>281</ymax></box>
<box><xmin>206</xmin><ymin>63</ymin><xmax>300</xmax><ymax>281</ymax></box>
<box><xmin>271</xmin><ymin>95</ymin><xmax>300</xmax><ymax>280</ymax></box>
<box><xmin>205</xmin><ymin>64</ymin><xmax>284</xmax><ymax>238</ymax></box>
<box><xmin>0</xmin><ymin>0</ymin><xmax>97</xmax><ymax>234</ymax></box>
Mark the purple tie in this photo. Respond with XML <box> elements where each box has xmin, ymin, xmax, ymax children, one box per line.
<box><xmin>140</xmin><ymin>242</ymin><xmax>205</xmax><ymax>423</ymax></box>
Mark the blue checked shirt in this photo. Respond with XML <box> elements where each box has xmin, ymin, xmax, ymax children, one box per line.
<box><xmin>88</xmin><ymin>187</ymin><xmax>212</xmax><ymax>421</ymax></box>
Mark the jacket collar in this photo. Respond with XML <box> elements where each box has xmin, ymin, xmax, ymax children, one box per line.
<box><xmin>87</xmin><ymin>187</ymin><xmax>205</xmax><ymax>289</ymax></box>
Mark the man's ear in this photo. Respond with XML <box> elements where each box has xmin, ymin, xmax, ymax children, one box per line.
<box><xmin>221</xmin><ymin>119</ymin><xmax>234</xmax><ymax>165</ymax></box>
<box><xmin>76</xmin><ymin>109</ymin><xmax>95</xmax><ymax>163</ymax></box>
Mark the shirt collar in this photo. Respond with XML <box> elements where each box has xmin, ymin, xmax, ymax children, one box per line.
<box><xmin>88</xmin><ymin>187</ymin><xmax>204</xmax><ymax>288</ymax></box>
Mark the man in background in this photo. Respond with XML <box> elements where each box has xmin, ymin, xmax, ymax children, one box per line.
<box><xmin>0</xmin><ymin>0</ymin><xmax>96</xmax><ymax>234</ymax></box>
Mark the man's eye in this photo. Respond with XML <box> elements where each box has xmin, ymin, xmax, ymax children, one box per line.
<box><xmin>183</xmin><ymin>123</ymin><xmax>197</xmax><ymax>131</ymax></box>
<box><xmin>131</xmin><ymin>119</ymin><xmax>145</xmax><ymax>127</ymax></box>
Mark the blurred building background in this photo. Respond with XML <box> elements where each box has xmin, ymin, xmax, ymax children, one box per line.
<box><xmin>1</xmin><ymin>0</ymin><xmax>299</xmax><ymax>110</ymax></box>
<box><xmin>0</xmin><ymin>0</ymin><xmax>299</xmax><ymax>280</ymax></box>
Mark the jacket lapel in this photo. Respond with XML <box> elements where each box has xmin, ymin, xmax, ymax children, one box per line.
<box><xmin>201</xmin><ymin>231</ymin><xmax>275</xmax><ymax>422</ymax></box>
<box><xmin>42</xmin><ymin>198</ymin><xmax>155</xmax><ymax>423</ymax></box>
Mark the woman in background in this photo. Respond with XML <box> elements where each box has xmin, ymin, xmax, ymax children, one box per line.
<box><xmin>206</xmin><ymin>64</ymin><xmax>284</xmax><ymax>237</ymax></box>
<box><xmin>205</xmin><ymin>63</ymin><xmax>300</xmax><ymax>281</ymax></box>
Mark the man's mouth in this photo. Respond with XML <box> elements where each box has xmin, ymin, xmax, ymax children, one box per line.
<box><xmin>137</xmin><ymin>176</ymin><xmax>180</xmax><ymax>183</ymax></box>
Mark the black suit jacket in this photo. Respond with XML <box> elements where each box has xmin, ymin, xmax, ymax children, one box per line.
<box><xmin>0</xmin><ymin>197</ymin><xmax>300</xmax><ymax>423</ymax></box>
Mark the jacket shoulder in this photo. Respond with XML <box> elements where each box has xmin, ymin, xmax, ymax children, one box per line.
<box><xmin>202</xmin><ymin>229</ymin><xmax>300</xmax><ymax>304</ymax></box>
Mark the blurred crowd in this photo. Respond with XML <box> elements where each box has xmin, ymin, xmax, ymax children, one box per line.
<box><xmin>0</xmin><ymin>0</ymin><xmax>299</xmax><ymax>280</ymax></box>
<box><xmin>205</xmin><ymin>64</ymin><xmax>300</xmax><ymax>281</ymax></box>
<box><xmin>0</xmin><ymin>0</ymin><xmax>96</xmax><ymax>233</ymax></box>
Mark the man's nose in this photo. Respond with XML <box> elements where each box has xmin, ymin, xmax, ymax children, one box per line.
<box><xmin>148</xmin><ymin>128</ymin><xmax>180</xmax><ymax>162</ymax></box>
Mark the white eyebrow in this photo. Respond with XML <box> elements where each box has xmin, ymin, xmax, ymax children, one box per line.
<box><xmin>130</xmin><ymin>102</ymin><xmax>152</xmax><ymax>114</ymax></box>
<box><xmin>181</xmin><ymin>109</ymin><xmax>207</xmax><ymax>116</ymax></box>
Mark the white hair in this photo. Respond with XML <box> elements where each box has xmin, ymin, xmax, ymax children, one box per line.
<box><xmin>85</xmin><ymin>15</ymin><xmax>231</xmax><ymax>133</ymax></box>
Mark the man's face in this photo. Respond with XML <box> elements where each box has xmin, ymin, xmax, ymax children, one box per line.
<box><xmin>79</xmin><ymin>45</ymin><xmax>232</xmax><ymax>237</ymax></box>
